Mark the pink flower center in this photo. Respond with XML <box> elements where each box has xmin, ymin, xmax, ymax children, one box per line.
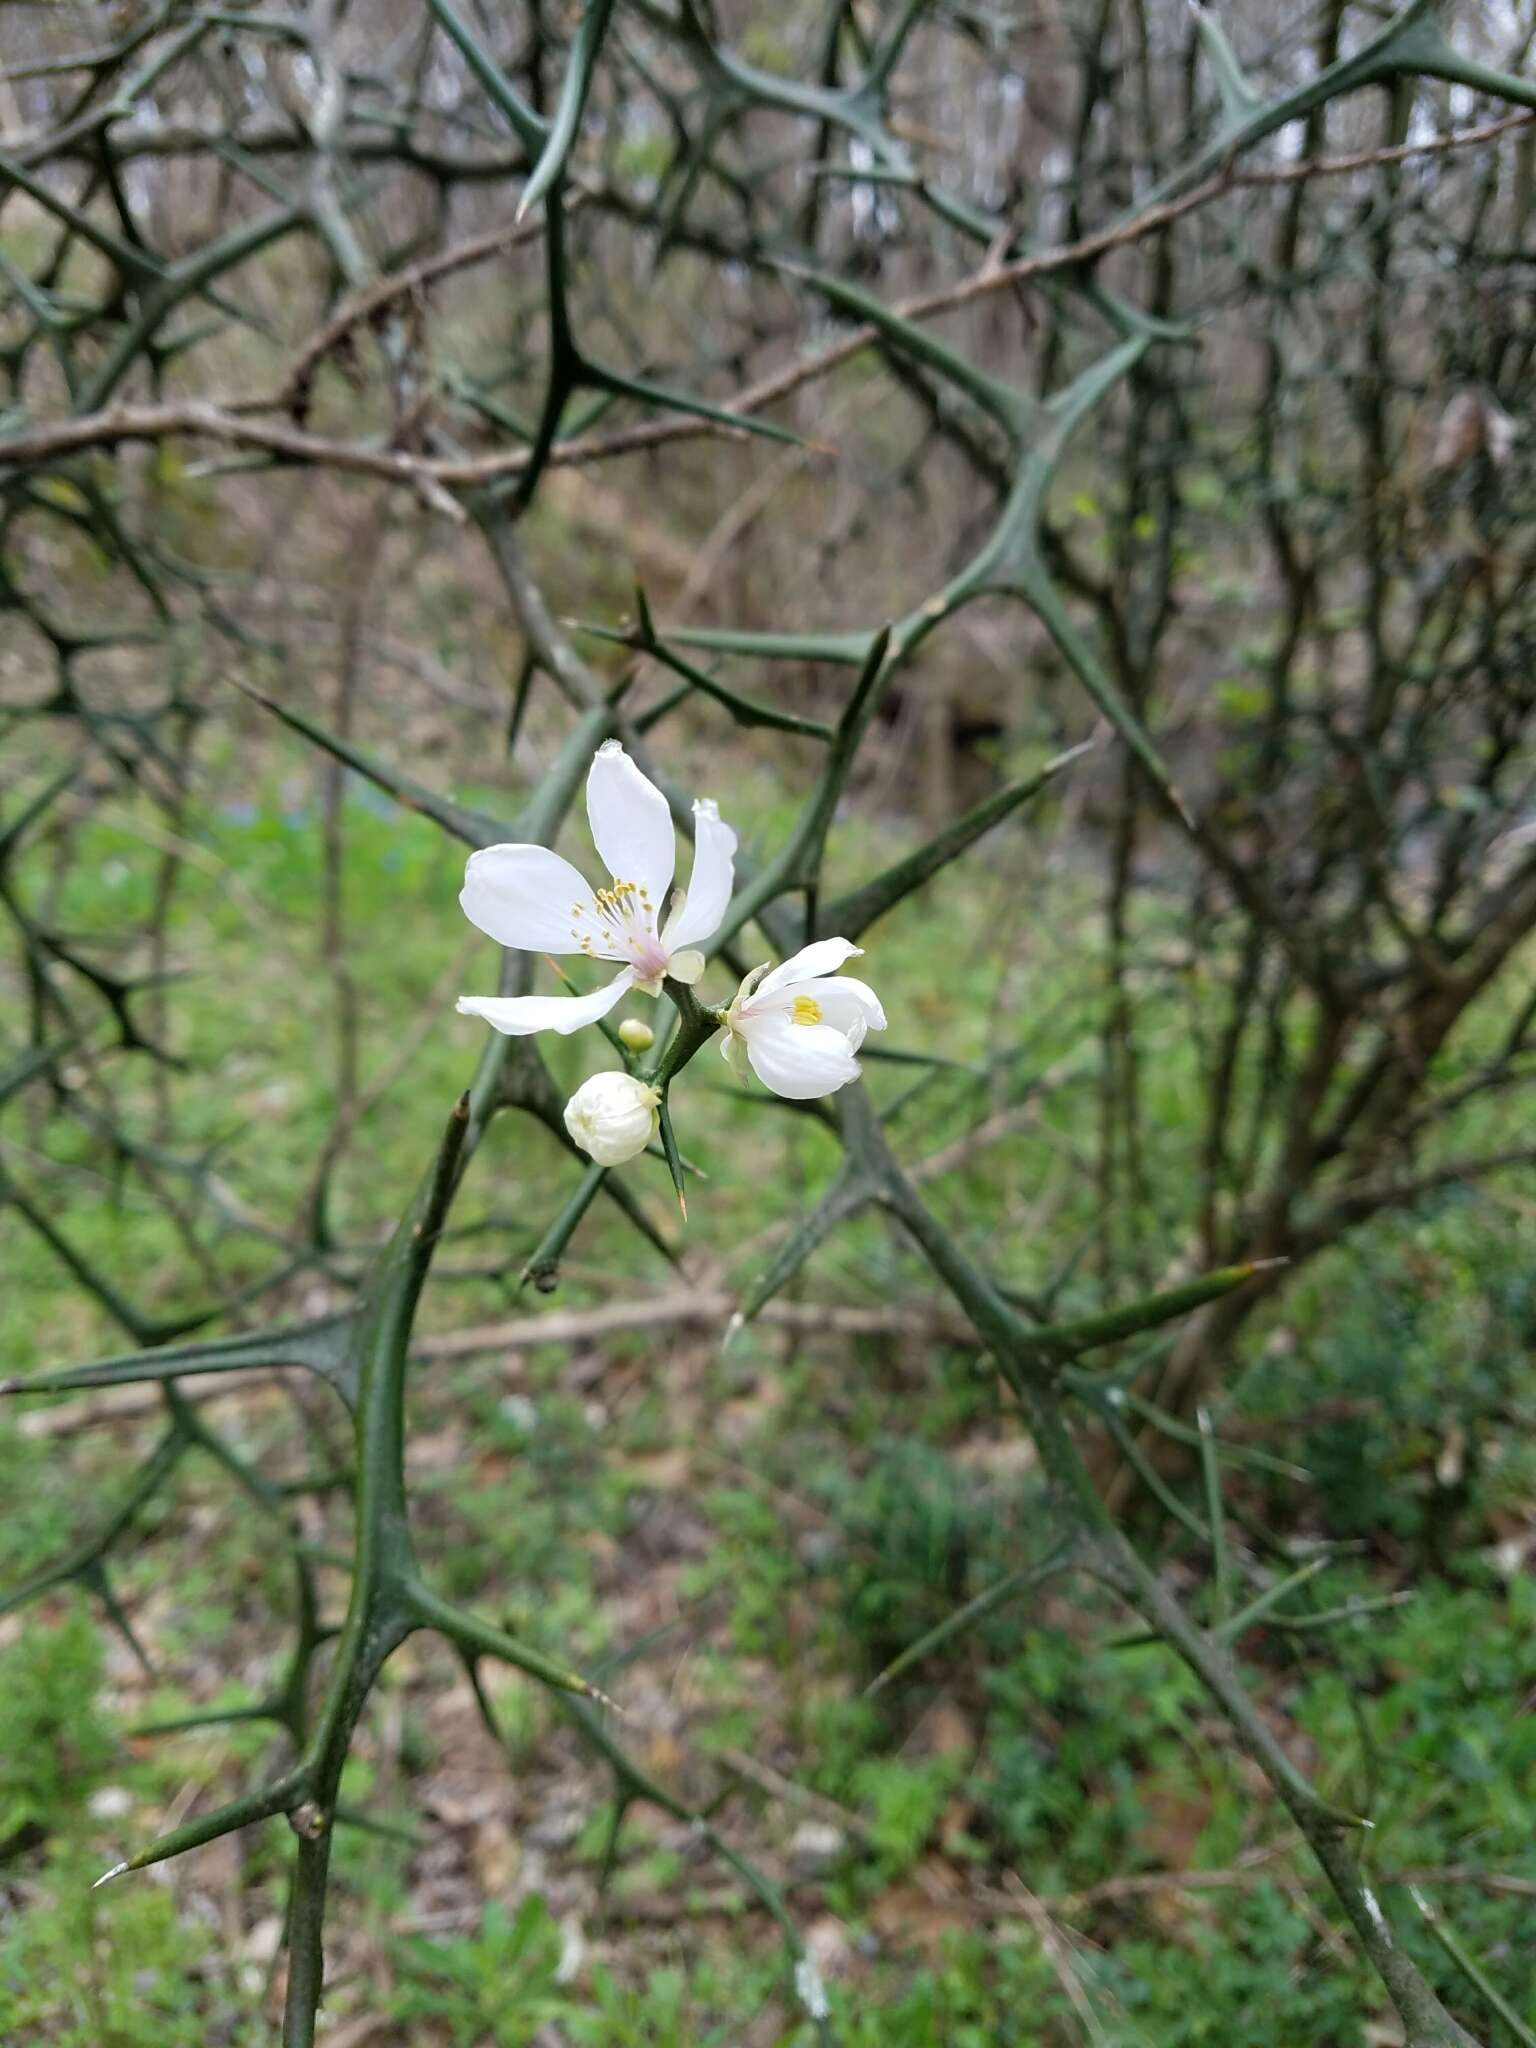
<box><xmin>570</xmin><ymin>877</ymin><xmax>671</xmax><ymax>976</ymax></box>
<box><xmin>629</xmin><ymin>932</ymin><xmax>671</xmax><ymax>981</ymax></box>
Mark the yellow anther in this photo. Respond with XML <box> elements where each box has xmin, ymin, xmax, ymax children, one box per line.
<box><xmin>790</xmin><ymin>995</ymin><xmax>823</xmax><ymax>1027</ymax></box>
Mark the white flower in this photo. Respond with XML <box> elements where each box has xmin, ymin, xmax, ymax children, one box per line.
<box><xmin>457</xmin><ymin>741</ymin><xmax>737</xmax><ymax>1036</ymax></box>
<box><xmin>563</xmin><ymin>1071</ymin><xmax>660</xmax><ymax>1165</ymax></box>
<box><xmin>721</xmin><ymin>938</ymin><xmax>885</xmax><ymax>1099</ymax></box>
<box><xmin>794</xmin><ymin>1954</ymin><xmax>830</xmax><ymax>2022</ymax></box>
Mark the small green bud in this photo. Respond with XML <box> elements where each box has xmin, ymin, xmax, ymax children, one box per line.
<box><xmin>618</xmin><ymin>1017</ymin><xmax>655</xmax><ymax>1052</ymax></box>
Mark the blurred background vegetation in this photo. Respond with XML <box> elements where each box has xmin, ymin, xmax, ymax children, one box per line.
<box><xmin>3</xmin><ymin>0</ymin><xmax>1536</xmax><ymax>2042</ymax></box>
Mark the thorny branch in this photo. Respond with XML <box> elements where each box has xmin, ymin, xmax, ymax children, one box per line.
<box><xmin>4</xmin><ymin>4</ymin><xmax>1535</xmax><ymax>2043</ymax></box>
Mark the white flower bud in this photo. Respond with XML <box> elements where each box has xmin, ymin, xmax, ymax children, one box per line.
<box><xmin>794</xmin><ymin>1955</ymin><xmax>830</xmax><ymax>2022</ymax></box>
<box><xmin>617</xmin><ymin>1017</ymin><xmax>655</xmax><ymax>1052</ymax></box>
<box><xmin>563</xmin><ymin>1071</ymin><xmax>660</xmax><ymax>1166</ymax></box>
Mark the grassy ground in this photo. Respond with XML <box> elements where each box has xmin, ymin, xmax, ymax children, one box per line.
<box><xmin>3</xmin><ymin>718</ymin><xmax>1535</xmax><ymax>2045</ymax></box>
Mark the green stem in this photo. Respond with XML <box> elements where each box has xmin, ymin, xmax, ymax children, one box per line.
<box><xmin>866</xmin><ymin>1110</ymin><xmax>1477</xmax><ymax>2048</ymax></box>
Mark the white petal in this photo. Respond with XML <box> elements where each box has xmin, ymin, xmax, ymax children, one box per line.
<box><xmin>755</xmin><ymin>937</ymin><xmax>863</xmax><ymax>1001</ymax></box>
<box><xmin>456</xmin><ymin>971</ymin><xmax>632</xmax><ymax>1037</ymax></box>
<box><xmin>460</xmin><ymin>843</ymin><xmax>601</xmax><ymax>954</ymax></box>
<box><xmin>742</xmin><ymin>1013</ymin><xmax>862</xmax><ymax>1099</ymax></box>
<box><xmin>585</xmin><ymin>742</ymin><xmax>675</xmax><ymax>906</ymax></box>
<box><xmin>791</xmin><ymin>976</ymin><xmax>887</xmax><ymax>1046</ymax></box>
<box><xmin>729</xmin><ymin>961</ymin><xmax>772</xmax><ymax>1011</ymax></box>
<box><xmin>662</xmin><ymin>798</ymin><xmax>738</xmax><ymax>949</ymax></box>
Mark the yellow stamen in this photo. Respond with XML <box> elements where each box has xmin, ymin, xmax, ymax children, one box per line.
<box><xmin>790</xmin><ymin>995</ymin><xmax>823</xmax><ymax>1027</ymax></box>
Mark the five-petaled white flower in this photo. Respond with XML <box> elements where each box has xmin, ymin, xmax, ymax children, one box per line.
<box><xmin>721</xmin><ymin>939</ymin><xmax>885</xmax><ymax>1099</ymax></box>
<box><xmin>457</xmin><ymin>741</ymin><xmax>737</xmax><ymax>1036</ymax></box>
<box><xmin>563</xmin><ymin>1071</ymin><xmax>660</xmax><ymax>1166</ymax></box>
